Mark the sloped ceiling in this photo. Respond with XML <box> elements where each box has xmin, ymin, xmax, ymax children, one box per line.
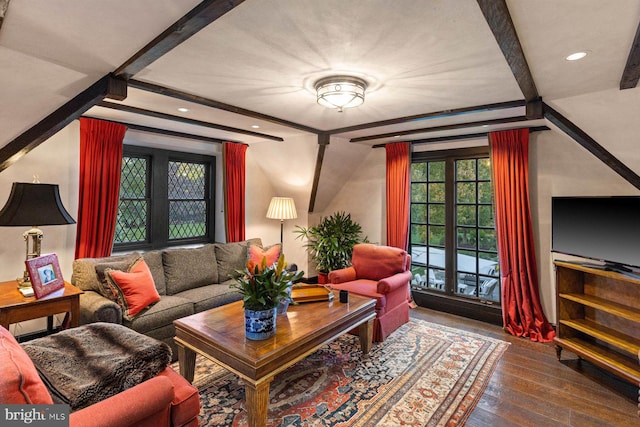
<box><xmin>1</xmin><ymin>0</ymin><xmax>640</xmax><ymax>204</ymax></box>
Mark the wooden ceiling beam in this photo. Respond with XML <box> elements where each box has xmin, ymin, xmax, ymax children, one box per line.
<box><xmin>543</xmin><ymin>102</ymin><xmax>640</xmax><ymax>190</ymax></box>
<box><xmin>97</xmin><ymin>101</ymin><xmax>283</xmax><ymax>142</ymax></box>
<box><xmin>371</xmin><ymin>125</ymin><xmax>550</xmax><ymax>148</ymax></box>
<box><xmin>620</xmin><ymin>18</ymin><xmax>640</xmax><ymax>89</ymax></box>
<box><xmin>82</xmin><ymin>115</ymin><xmax>236</xmax><ymax>144</ymax></box>
<box><xmin>350</xmin><ymin>116</ymin><xmax>528</xmax><ymax>143</ymax></box>
<box><xmin>0</xmin><ymin>74</ymin><xmax>127</xmax><ymax>173</ymax></box>
<box><xmin>308</xmin><ymin>134</ymin><xmax>330</xmax><ymax>213</ymax></box>
<box><xmin>129</xmin><ymin>79</ymin><xmax>320</xmax><ymax>134</ymax></box>
<box><xmin>328</xmin><ymin>100</ymin><xmax>525</xmax><ymax>135</ymax></box>
<box><xmin>115</xmin><ymin>0</ymin><xmax>245</xmax><ymax>79</ymax></box>
<box><xmin>476</xmin><ymin>0</ymin><xmax>539</xmax><ymax>109</ymax></box>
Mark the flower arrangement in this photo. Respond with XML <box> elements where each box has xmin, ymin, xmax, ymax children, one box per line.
<box><xmin>232</xmin><ymin>254</ymin><xmax>304</xmax><ymax>311</ymax></box>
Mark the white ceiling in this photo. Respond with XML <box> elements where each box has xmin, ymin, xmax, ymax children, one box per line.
<box><xmin>1</xmin><ymin>0</ymin><xmax>640</xmax><ymax>150</ymax></box>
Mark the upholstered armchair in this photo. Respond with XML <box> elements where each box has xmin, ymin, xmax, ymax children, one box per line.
<box><xmin>328</xmin><ymin>243</ymin><xmax>412</xmax><ymax>342</ymax></box>
<box><xmin>0</xmin><ymin>323</ymin><xmax>200</xmax><ymax>427</ymax></box>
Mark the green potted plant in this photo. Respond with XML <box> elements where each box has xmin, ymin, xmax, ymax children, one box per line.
<box><xmin>295</xmin><ymin>211</ymin><xmax>367</xmax><ymax>284</ymax></box>
<box><xmin>231</xmin><ymin>254</ymin><xmax>303</xmax><ymax>340</ymax></box>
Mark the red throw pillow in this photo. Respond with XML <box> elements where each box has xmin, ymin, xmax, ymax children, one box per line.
<box><xmin>105</xmin><ymin>258</ymin><xmax>161</xmax><ymax>321</ymax></box>
<box><xmin>248</xmin><ymin>243</ymin><xmax>282</xmax><ymax>267</ymax></box>
<box><xmin>0</xmin><ymin>326</ymin><xmax>53</xmax><ymax>404</ymax></box>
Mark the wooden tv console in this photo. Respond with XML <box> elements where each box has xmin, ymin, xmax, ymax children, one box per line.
<box><xmin>554</xmin><ymin>261</ymin><xmax>640</xmax><ymax>386</ymax></box>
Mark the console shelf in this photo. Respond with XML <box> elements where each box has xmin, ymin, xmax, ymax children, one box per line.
<box><xmin>554</xmin><ymin>261</ymin><xmax>640</xmax><ymax>386</ymax></box>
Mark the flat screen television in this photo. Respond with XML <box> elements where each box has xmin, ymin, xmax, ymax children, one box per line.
<box><xmin>551</xmin><ymin>196</ymin><xmax>640</xmax><ymax>271</ymax></box>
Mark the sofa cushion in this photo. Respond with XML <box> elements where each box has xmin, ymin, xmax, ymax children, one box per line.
<box><xmin>0</xmin><ymin>326</ymin><xmax>53</xmax><ymax>404</ymax></box>
<box><xmin>142</xmin><ymin>250</ymin><xmax>167</xmax><ymax>295</ymax></box>
<box><xmin>163</xmin><ymin>245</ymin><xmax>217</xmax><ymax>295</ymax></box>
<box><xmin>105</xmin><ymin>258</ymin><xmax>161</xmax><ymax>320</ymax></box>
<box><xmin>72</xmin><ymin>252</ymin><xmax>140</xmax><ymax>295</ymax></box>
<box><xmin>175</xmin><ymin>284</ymin><xmax>243</xmax><ymax>313</ymax></box>
<box><xmin>248</xmin><ymin>243</ymin><xmax>282</xmax><ymax>268</ymax></box>
<box><xmin>215</xmin><ymin>238</ymin><xmax>262</xmax><ymax>282</ymax></box>
<box><xmin>124</xmin><ymin>295</ymin><xmax>194</xmax><ymax>335</ymax></box>
<box><xmin>352</xmin><ymin>244</ymin><xmax>407</xmax><ymax>281</ymax></box>
<box><xmin>330</xmin><ymin>279</ymin><xmax>387</xmax><ymax>310</ymax></box>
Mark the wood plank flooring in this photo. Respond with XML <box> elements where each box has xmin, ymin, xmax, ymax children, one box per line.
<box><xmin>410</xmin><ymin>306</ymin><xmax>639</xmax><ymax>427</ymax></box>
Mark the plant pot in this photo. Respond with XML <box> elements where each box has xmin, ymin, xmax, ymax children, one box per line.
<box><xmin>244</xmin><ymin>307</ymin><xmax>277</xmax><ymax>340</ymax></box>
<box><xmin>277</xmin><ymin>282</ymin><xmax>293</xmax><ymax>315</ymax></box>
<box><xmin>317</xmin><ymin>271</ymin><xmax>329</xmax><ymax>284</ymax></box>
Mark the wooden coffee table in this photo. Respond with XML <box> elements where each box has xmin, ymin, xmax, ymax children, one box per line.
<box><xmin>174</xmin><ymin>294</ymin><xmax>376</xmax><ymax>427</ymax></box>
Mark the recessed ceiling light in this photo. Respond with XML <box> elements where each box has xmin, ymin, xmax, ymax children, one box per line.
<box><xmin>251</xmin><ymin>125</ymin><xmax>260</xmax><ymax>129</ymax></box>
<box><xmin>177</xmin><ymin>107</ymin><xmax>189</xmax><ymax>112</ymax></box>
<box><xmin>566</xmin><ymin>52</ymin><xmax>587</xmax><ymax>61</ymax></box>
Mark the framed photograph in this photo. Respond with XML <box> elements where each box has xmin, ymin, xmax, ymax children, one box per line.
<box><xmin>25</xmin><ymin>253</ymin><xmax>65</xmax><ymax>299</ymax></box>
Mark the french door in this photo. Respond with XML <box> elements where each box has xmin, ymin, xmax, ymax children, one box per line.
<box><xmin>410</xmin><ymin>147</ymin><xmax>501</xmax><ymax>321</ymax></box>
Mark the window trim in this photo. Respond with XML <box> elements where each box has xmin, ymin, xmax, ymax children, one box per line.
<box><xmin>114</xmin><ymin>145</ymin><xmax>216</xmax><ymax>251</ymax></box>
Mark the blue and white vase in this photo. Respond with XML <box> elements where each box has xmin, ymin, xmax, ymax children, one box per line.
<box><xmin>244</xmin><ymin>307</ymin><xmax>277</xmax><ymax>340</ymax></box>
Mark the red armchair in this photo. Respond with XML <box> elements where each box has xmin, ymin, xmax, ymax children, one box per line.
<box><xmin>0</xmin><ymin>325</ymin><xmax>200</xmax><ymax>427</ymax></box>
<box><xmin>329</xmin><ymin>243</ymin><xmax>412</xmax><ymax>342</ymax></box>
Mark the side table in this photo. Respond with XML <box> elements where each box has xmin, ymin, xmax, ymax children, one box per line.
<box><xmin>0</xmin><ymin>280</ymin><xmax>83</xmax><ymax>333</ymax></box>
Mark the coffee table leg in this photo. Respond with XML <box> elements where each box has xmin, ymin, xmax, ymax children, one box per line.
<box><xmin>243</xmin><ymin>378</ymin><xmax>272</xmax><ymax>427</ymax></box>
<box><xmin>177</xmin><ymin>343</ymin><xmax>196</xmax><ymax>383</ymax></box>
<box><xmin>358</xmin><ymin>318</ymin><xmax>374</xmax><ymax>354</ymax></box>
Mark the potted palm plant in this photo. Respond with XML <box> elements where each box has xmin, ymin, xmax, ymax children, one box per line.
<box><xmin>231</xmin><ymin>254</ymin><xmax>303</xmax><ymax>340</ymax></box>
<box><xmin>295</xmin><ymin>211</ymin><xmax>367</xmax><ymax>284</ymax></box>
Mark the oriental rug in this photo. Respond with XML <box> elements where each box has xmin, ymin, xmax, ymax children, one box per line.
<box><xmin>176</xmin><ymin>318</ymin><xmax>509</xmax><ymax>426</ymax></box>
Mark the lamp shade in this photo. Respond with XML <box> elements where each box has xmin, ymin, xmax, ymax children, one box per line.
<box><xmin>266</xmin><ymin>197</ymin><xmax>297</xmax><ymax>220</ymax></box>
<box><xmin>0</xmin><ymin>183</ymin><xmax>76</xmax><ymax>226</ymax></box>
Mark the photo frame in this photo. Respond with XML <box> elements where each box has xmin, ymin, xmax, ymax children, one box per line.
<box><xmin>25</xmin><ymin>253</ymin><xmax>65</xmax><ymax>299</ymax></box>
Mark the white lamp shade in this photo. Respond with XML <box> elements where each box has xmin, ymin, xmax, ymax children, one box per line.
<box><xmin>266</xmin><ymin>197</ymin><xmax>297</xmax><ymax>220</ymax></box>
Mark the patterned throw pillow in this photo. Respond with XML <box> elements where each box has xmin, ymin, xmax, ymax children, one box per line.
<box><xmin>104</xmin><ymin>258</ymin><xmax>160</xmax><ymax>321</ymax></box>
<box><xmin>94</xmin><ymin>258</ymin><xmax>138</xmax><ymax>301</ymax></box>
<box><xmin>247</xmin><ymin>243</ymin><xmax>282</xmax><ymax>268</ymax></box>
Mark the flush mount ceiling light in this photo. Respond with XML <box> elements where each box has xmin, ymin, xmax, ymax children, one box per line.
<box><xmin>315</xmin><ymin>76</ymin><xmax>367</xmax><ymax>112</ymax></box>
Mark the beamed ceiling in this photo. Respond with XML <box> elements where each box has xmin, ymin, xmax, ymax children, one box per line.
<box><xmin>2</xmin><ymin>0</ymin><xmax>640</xmax><ymax>197</ymax></box>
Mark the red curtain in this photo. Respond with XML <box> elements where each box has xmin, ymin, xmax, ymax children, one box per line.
<box><xmin>223</xmin><ymin>142</ymin><xmax>248</xmax><ymax>242</ymax></box>
<box><xmin>490</xmin><ymin>129</ymin><xmax>555</xmax><ymax>342</ymax></box>
<box><xmin>386</xmin><ymin>142</ymin><xmax>410</xmax><ymax>250</ymax></box>
<box><xmin>75</xmin><ymin>118</ymin><xmax>127</xmax><ymax>259</ymax></box>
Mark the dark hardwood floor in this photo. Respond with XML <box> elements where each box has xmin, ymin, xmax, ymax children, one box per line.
<box><xmin>410</xmin><ymin>307</ymin><xmax>639</xmax><ymax>427</ymax></box>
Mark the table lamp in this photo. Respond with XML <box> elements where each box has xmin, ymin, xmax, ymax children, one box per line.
<box><xmin>0</xmin><ymin>182</ymin><xmax>76</xmax><ymax>287</ymax></box>
<box><xmin>266</xmin><ymin>197</ymin><xmax>297</xmax><ymax>245</ymax></box>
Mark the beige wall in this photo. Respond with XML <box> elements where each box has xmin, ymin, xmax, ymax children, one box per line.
<box><xmin>529</xmin><ymin>128</ymin><xmax>638</xmax><ymax>323</ymax></box>
<box><xmin>0</xmin><ymin>122</ymin><xmax>80</xmax><ymax>334</ymax></box>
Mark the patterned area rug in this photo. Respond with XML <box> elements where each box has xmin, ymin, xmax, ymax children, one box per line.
<box><xmin>174</xmin><ymin>318</ymin><xmax>509</xmax><ymax>426</ymax></box>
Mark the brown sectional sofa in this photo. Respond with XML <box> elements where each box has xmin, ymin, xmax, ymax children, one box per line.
<box><xmin>72</xmin><ymin>238</ymin><xmax>261</xmax><ymax>358</ymax></box>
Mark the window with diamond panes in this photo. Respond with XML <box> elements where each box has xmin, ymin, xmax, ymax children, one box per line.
<box><xmin>168</xmin><ymin>161</ymin><xmax>207</xmax><ymax>240</ymax></box>
<box><xmin>115</xmin><ymin>155</ymin><xmax>149</xmax><ymax>244</ymax></box>
<box><xmin>114</xmin><ymin>146</ymin><xmax>215</xmax><ymax>251</ymax></box>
